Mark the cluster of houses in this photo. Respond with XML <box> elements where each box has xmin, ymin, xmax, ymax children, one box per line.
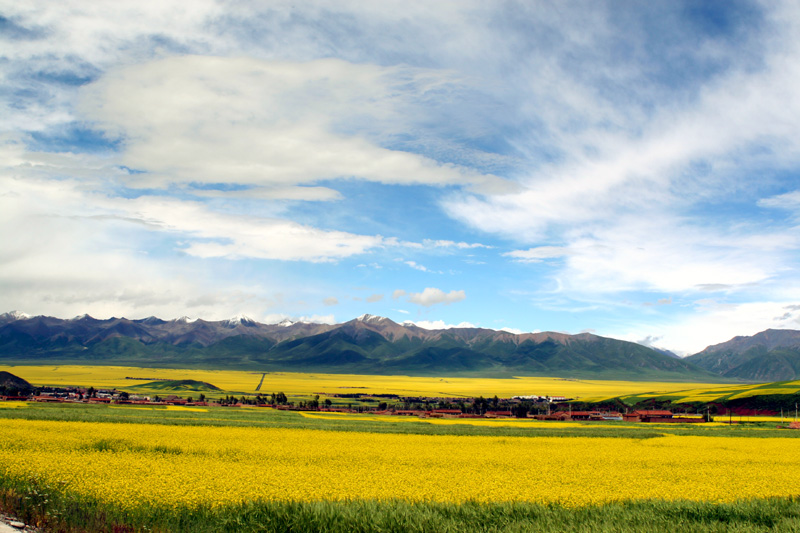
<box><xmin>0</xmin><ymin>390</ymin><xmax>710</xmax><ymax>423</ymax></box>
<box><xmin>310</xmin><ymin>406</ymin><xmax>706</xmax><ymax>423</ymax></box>
<box><xmin>0</xmin><ymin>390</ymin><xmax>204</xmax><ymax>406</ymax></box>
<box><xmin>528</xmin><ymin>409</ymin><xmax>705</xmax><ymax>423</ymax></box>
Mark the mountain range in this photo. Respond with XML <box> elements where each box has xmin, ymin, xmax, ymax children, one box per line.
<box><xmin>0</xmin><ymin>311</ymin><xmax>710</xmax><ymax>380</ymax></box>
<box><xmin>2</xmin><ymin>311</ymin><xmax>799</xmax><ymax>381</ymax></box>
<box><xmin>685</xmin><ymin>329</ymin><xmax>800</xmax><ymax>382</ymax></box>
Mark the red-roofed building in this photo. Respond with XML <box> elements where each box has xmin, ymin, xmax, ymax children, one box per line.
<box><xmin>33</xmin><ymin>395</ymin><xmax>64</xmax><ymax>403</ymax></box>
<box><xmin>484</xmin><ymin>410</ymin><xmax>513</xmax><ymax>418</ymax></box>
<box><xmin>624</xmin><ymin>410</ymin><xmax>674</xmax><ymax>422</ymax></box>
<box><xmin>430</xmin><ymin>409</ymin><xmax>463</xmax><ymax>418</ymax></box>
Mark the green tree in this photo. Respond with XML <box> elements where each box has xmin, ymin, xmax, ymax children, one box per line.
<box><xmin>308</xmin><ymin>395</ymin><xmax>320</xmax><ymax>410</ymax></box>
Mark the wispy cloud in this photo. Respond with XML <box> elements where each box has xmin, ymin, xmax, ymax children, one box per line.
<box><xmin>406</xmin><ymin>319</ymin><xmax>476</xmax><ymax>330</ymax></box>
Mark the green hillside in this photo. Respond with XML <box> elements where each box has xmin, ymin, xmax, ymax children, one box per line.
<box><xmin>127</xmin><ymin>379</ymin><xmax>222</xmax><ymax>393</ymax></box>
<box><xmin>687</xmin><ymin>346</ymin><xmax>800</xmax><ymax>381</ymax></box>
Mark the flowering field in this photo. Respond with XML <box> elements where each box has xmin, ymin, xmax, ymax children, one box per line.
<box><xmin>0</xmin><ymin>364</ymin><xmax>724</xmax><ymax>399</ymax></box>
<box><xmin>2</xmin><ymin>405</ymin><xmax>800</xmax><ymax>532</ymax></box>
<box><xmin>3</xmin><ymin>417</ymin><xmax>800</xmax><ymax>511</ymax></box>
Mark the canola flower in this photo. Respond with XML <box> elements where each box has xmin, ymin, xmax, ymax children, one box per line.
<box><xmin>0</xmin><ymin>401</ymin><xmax>28</xmax><ymax>409</ymax></box>
<box><xmin>0</xmin><ymin>364</ymin><xmax>722</xmax><ymax>399</ymax></box>
<box><xmin>2</xmin><ymin>419</ymin><xmax>800</xmax><ymax>510</ymax></box>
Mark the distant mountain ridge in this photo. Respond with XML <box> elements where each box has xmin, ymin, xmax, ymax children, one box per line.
<box><xmin>0</xmin><ymin>311</ymin><xmax>714</xmax><ymax>380</ymax></box>
<box><xmin>686</xmin><ymin>329</ymin><xmax>800</xmax><ymax>381</ymax></box>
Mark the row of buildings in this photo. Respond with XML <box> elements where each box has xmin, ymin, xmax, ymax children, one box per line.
<box><xmin>0</xmin><ymin>391</ymin><xmax>707</xmax><ymax>422</ymax></box>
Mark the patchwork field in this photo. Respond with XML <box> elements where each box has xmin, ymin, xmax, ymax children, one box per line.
<box><xmin>0</xmin><ymin>364</ymin><xmax>728</xmax><ymax>399</ymax></box>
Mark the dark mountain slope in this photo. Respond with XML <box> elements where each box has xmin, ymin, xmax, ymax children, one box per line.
<box><xmin>686</xmin><ymin>329</ymin><xmax>800</xmax><ymax>381</ymax></box>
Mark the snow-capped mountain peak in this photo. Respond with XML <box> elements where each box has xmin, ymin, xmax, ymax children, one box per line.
<box><xmin>1</xmin><ymin>310</ymin><xmax>30</xmax><ymax>321</ymax></box>
<box><xmin>173</xmin><ymin>316</ymin><xmax>197</xmax><ymax>324</ymax></box>
<box><xmin>356</xmin><ymin>313</ymin><xmax>388</xmax><ymax>324</ymax></box>
<box><xmin>225</xmin><ymin>314</ymin><xmax>255</xmax><ymax>326</ymax></box>
<box><xmin>277</xmin><ymin>318</ymin><xmax>295</xmax><ymax>327</ymax></box>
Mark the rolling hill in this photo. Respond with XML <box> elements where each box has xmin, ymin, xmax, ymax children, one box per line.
<box><xmin>0</xmin><ymin>312</ymin><xmax>717</xmax><ymax>380</ymax></box>
<box><xmin>127</xmin><ymin>379</ymin><xmax>222</xmax><ymax>393</ymax></box>
<box><xmin>0</xmin><ymin>370</ymin><xmax>33</xmax><ymax>394</ymax></box>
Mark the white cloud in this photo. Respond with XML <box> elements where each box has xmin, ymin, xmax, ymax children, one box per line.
<box><xmin>366</xmin><ymin>294</ymin><xmax>384</xmax><ymax>303</ymax></box>
<box><xmin>0</xmin><ymin>145</ymin><xmax>379</xmax><ymax>318</ymax></box>
<box><xmin>406</xmin><ymin>320</ymin><xmax>477</xmax><ymax>330</ymax></box>
<box><xmin>504</xmin><ymin>246</ymin><xmax>571</xmax><ymax>263</ymax></box>
<box><xmin>0</xmin><ymin>168</ymin><xmax>274</xmax><ymax>319</ymax></box>
<box><xmin>407</xmin><ymin>287</ymin><xmax>466</xmax><ymax>307</ymax></box>
<box><xmin>297</xmin><ymin>314</ymin><xmax>337</xmax><ymax>325</ymax></box>
<box><xmin>555</xmin><ymin>216</ymin><xmax>795</xmax><ymax>295</ymax></box>
<box><xmin>1</xmin><ymin>139</ymin><xmax>392</xmax><ymax>264</ymax></box>
<box><xmin>392</xmin><ymin>289</ymin><xmax>407</xmax><ymax>300</ymax></box>
<box><xmin>107</xmin><ymin>194</ymin><xmax>387</xmax><ymax>263</ymax></box>
<box><xmin>191</xmin><ymin>186</ymin><xmax>343</xmax><ymax>202</ymax></box>
<box><xmin>79</xmin><ymin>56</ymin><xmax>514</xmax><ymax>196</ymax></box>
<box><xmin>620</xmin><ymin>299</ymin><xmax>800</xmax><ymax>356</ymax></box>
<box><xmin>356</xmin><ymin>263</ymin><xmax>383</xmax><ymax>269</ymax></box>
<box><xmin>423</xmin><ymin>239</ymin><xmax>491</xmax><ymax>249</ymax></box>
<box><xmin>323</xmin><ymin>297</ymin><xmax>339</xmax><ymax>306</ymax></box>
<box><xmin>759</xmin><ymin>190</ymin><xmax>800</xmax><ymax>212</ymax></box>
<box><xmin>438</xmin><ymin>4</ymin><xmax>800</xmax><ymax>304</ymax></box>
<box><xmin>403</xmin><ymin>260</ymin><xmax>430</xmax><ymax>272</ymax></box>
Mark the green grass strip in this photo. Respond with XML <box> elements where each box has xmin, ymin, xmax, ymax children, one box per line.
<box><xmin>2</xmin><ymin>474</ymin><xmax>800</xmax><ymax>532</ymax></box>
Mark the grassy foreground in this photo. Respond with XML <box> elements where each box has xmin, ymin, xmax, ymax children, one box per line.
<box><xmin>2</xmin><ymin>479</ymin><xmax>800</xmax><ymax>533</ymax></box>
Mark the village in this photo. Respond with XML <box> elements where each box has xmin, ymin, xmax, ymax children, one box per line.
<box><xmin>0</xmin><ymin>386</ymin><xmax>709</xmax><ymax>423</ymax></box>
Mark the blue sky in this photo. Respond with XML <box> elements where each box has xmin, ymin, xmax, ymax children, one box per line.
<box><xmin>3</xmin><ymin>1</ymin><xmax>800</xmax><ymax>354</ymax></box>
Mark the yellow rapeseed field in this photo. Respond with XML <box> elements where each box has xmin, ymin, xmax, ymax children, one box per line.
<box><xmin>622</xmin><ymin>381</ymin><xmax>800</xmax><ymax>405</ymax></box>
<box><xmin>0</xmin><ymin>364</ymin><xmax>722</xmax><ymax>399</ymax></box>
<box><xmin>2</xmin><ymin>418</ymin><xmax>800</xmax><ymax>509</ymax></box>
